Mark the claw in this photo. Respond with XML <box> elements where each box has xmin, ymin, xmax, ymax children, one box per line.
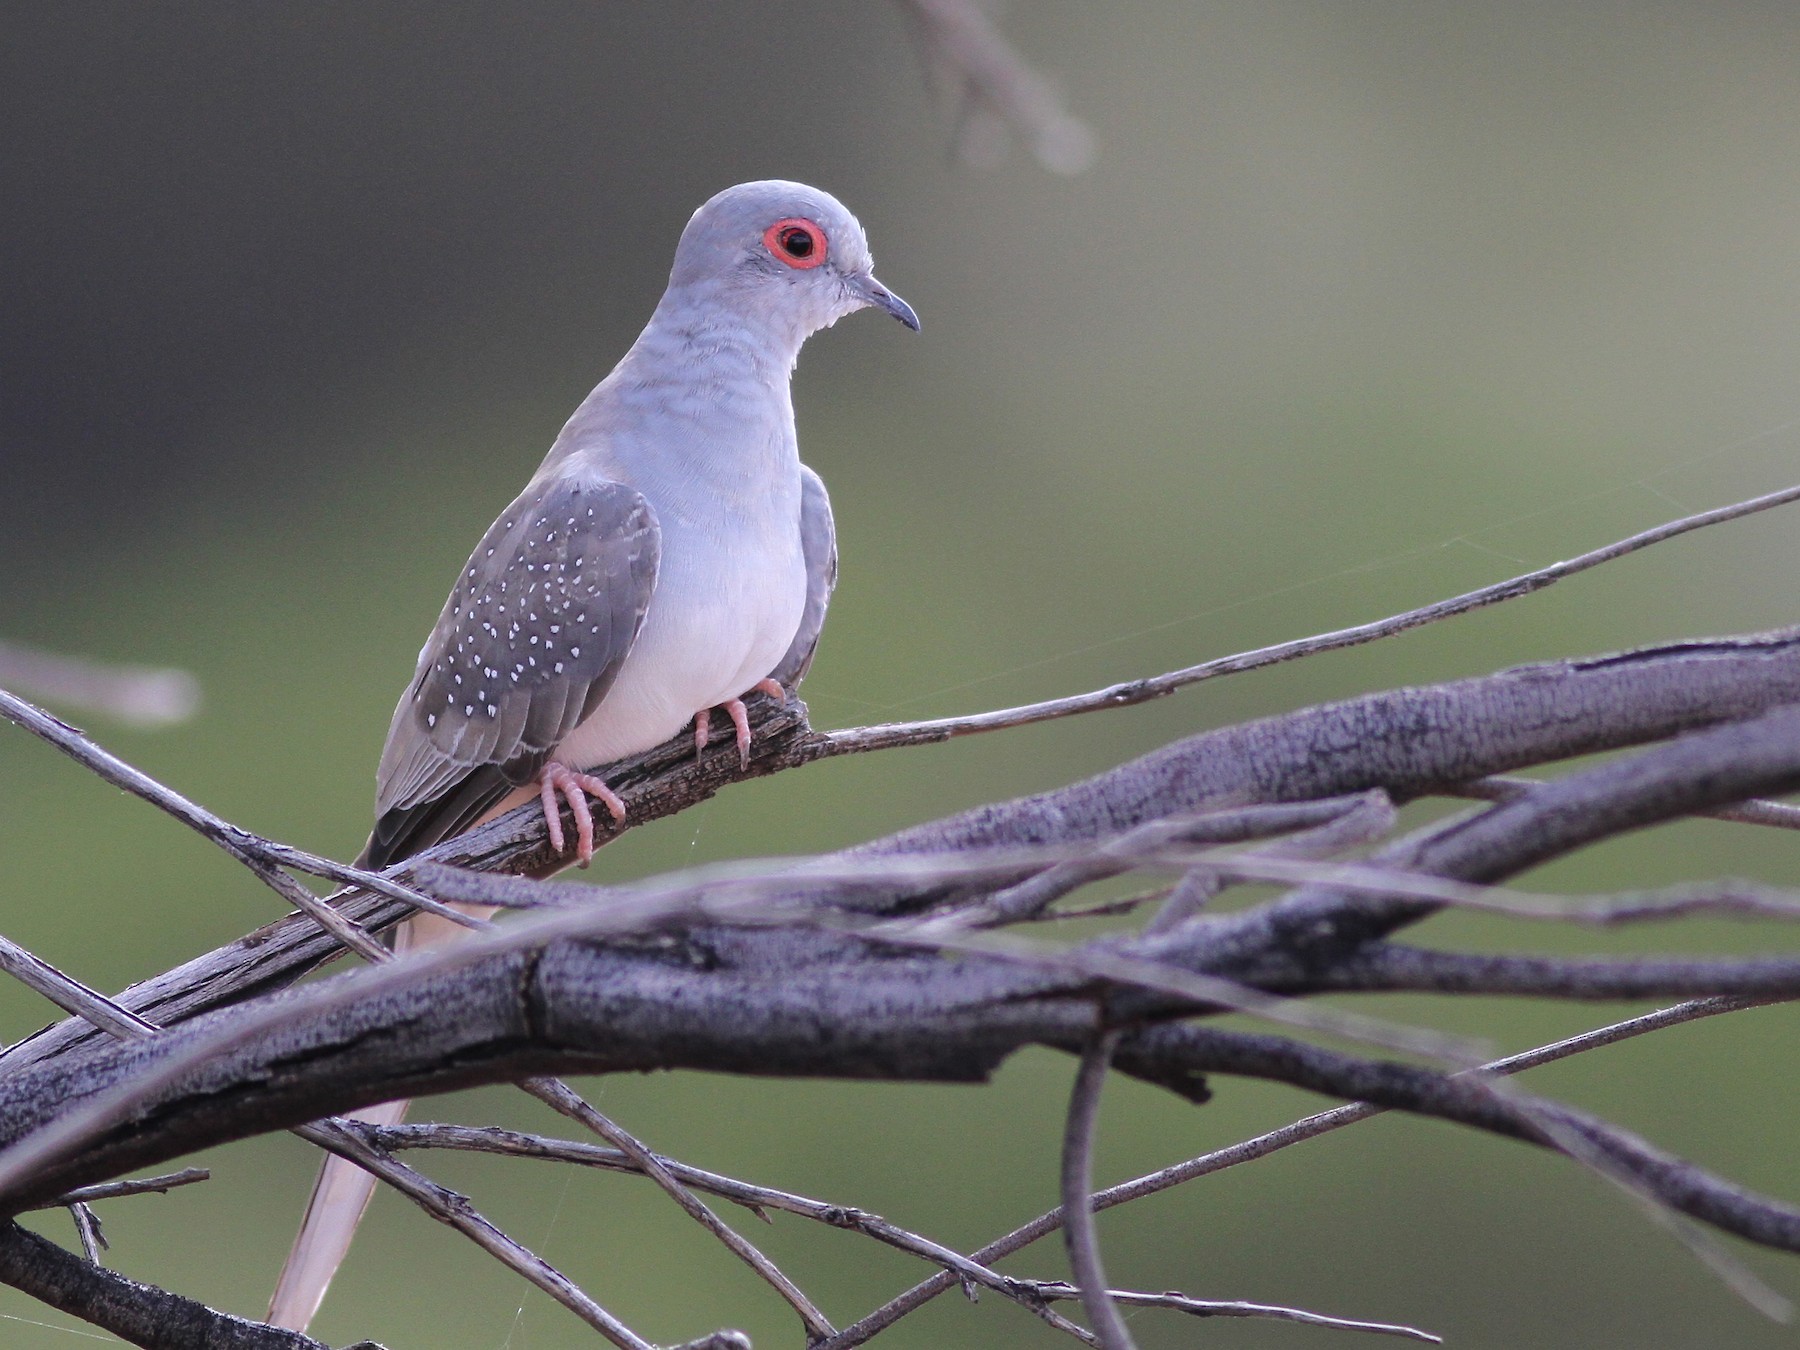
<box><xmin>723</xmin><ymin>699</ymin><xmax>752</xmax><ymax>768</ymax></box>
<box><xmin>692</xmin><ymin>682</ymin><xmax>783</xmax><ymax>771</ymax></box>
<box><xmin>536</xmin><ymin>761</ymin><xmax>626</xmax><ymax>867</ymax></box>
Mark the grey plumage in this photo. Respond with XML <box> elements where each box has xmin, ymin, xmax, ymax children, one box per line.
<box><xmin>769</xmin><ymin>465</ymin><xmax>838</xmax><ymax>691</ymax></box>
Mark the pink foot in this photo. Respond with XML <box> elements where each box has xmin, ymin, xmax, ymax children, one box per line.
<box><xmin>536</xmin><ymin>761</ymin><xmax>626</xmax><ymax>867</ymax></box>
<box><xmin>693</xmin><ymin>682</ymin><xmax>789</xmax><ymax>769</ymax></box>
<box><xmin>722</xmin><ymin>699</ymin><xmax>752</xmax><ymax>768</ymax></box>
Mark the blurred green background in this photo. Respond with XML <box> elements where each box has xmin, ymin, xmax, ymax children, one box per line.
<box><xmin>5</xmin><ymin>3</ymin><xmax>1800</xmax><ymax>1346</ymax></box>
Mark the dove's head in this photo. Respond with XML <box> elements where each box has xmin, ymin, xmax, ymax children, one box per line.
<box><xmin>664</xmin><ymin>180</ymin><xmax>919</xmax><ymax>345</ymax></box>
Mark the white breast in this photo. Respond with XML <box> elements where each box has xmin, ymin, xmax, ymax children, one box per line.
<box><xmin>551</xmin><ymin>484</ymin><xmax>808</xmax><ymax>769</ymax></box>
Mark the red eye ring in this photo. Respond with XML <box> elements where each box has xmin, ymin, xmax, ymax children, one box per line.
<box><xmin>764</xmin><ymin>217</ymin><xmax>827</xmax><ymax>269</ymax></box>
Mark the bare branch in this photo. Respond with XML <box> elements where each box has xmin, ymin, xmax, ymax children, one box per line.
<box><xmin>1454</xmin><ymin>774</ymin><xmax>1800</xmax><ymax>831</ymax></box>
<box><xmin>38</xmin><ymin>1169</ymin><xmax>211</xmax><ymax>1210</ymax></box>
<box><xmin>67</xmin><ymin>1201</ymin><xmax>104</xmax><ymax>1263</ymax></box>
<box><xmin>520</xmin><ymin>1077</ymin><xmax>835</xmax><ymax>1342</ymax></box>
<box><xmin>1027</xmin><ymin>1280</ymin><xmax>1440</xmax><ymax>1343</ymax></box>
<box><xmin>0</xmin><ymin>933</ymin><xmax>155</xmax><ymax>1040</ymax></box>
<box><xmin>821</xmin><ymin>482</ymin><xmax>1800</xmax><ymax>754</ymax></box>
<box><xmin>957</xmin><ymin>796</ymin><xmax>1380</xmax><ymax>927</ymax></box>
<box><xmin>0</xmin><ymin>686</ymin><xmax>484</xmax><ymax>940</ymax></box>
<box><xmin>1060</xmin><ymin>1028</ymin><xmax>1134</xmax><ymax>1349</ymax></box>
<box><xmin>295</xmin><ymin>1116</ymin><xmax>663</xmax><ymax>1350</ymax></box>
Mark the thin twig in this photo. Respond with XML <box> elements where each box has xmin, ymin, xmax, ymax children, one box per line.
<box><xmin>966</xmin><ymin>796</ymin><xmax>1379</xmax><ymax>927</ymax></box>
<box><xmin>363</xmin><ymin>1119</ymin><xmax>1096</xmax><ymax>1340</ymax></box>
<box><xmin>1061</xmin><ymin>1027</ymin><xmax>1134</xmax><ymax>1349</ymax></box>
<box><xmin>1151</xmin><ymin>790</ymin><xmax>1397</xmax><ymax>931</ymax></box>
<box><xmin>1148</xmin><ymin>856</ymin><xmax>1800</xmax><ymax>926</ymax></box>
<box><xmin>37</xmin><ymin>1169</ymin><xmax>211</xmax><ymax>1209</ymax></box>
<box><xmin>0</xmin><ymin>934</ymin><xmax>156</xmax><ymax>1039</ymax></box>
<box><xmin>0</xmin><ymin>687</ymin><xmax>484</xmax><ymax>940</ymax></box>
<box><xmin>67</xmin><ymin>1202</ymin><xmax>105</xmax><ymax>1264</ymax></box>
<box><xmin>296</xmin><ymin>1116</ymin><xmax>664</xmax><ymax>1350</ymax></box>
<box><xmin>857</xmin><ymin>916</ymin><xmax>1492</xmax><ymax>1066</ymax></box>
<box><xmin>1026</xmin><ymin>1281</ymin><xmax>1440</xmax><ymax>1342</ymax></box>
<box><xmin>821</xmin><ymin>481</ymin><xmax>1800</xmax><ymax>755</ymax></box>
<box><xmin>1457</xmin><ymin>774</ymin><xmax>1800</xmax><ymax>831</ymax></box>
<box><xmin>520</xmin><ymin>1078</ymin><xmax>836</xmax><ymax>1341</ymax></box>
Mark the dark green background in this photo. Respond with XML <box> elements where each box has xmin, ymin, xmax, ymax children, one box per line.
<box><xmin>4</xmin><ymin>4</ymin><xmax>1800</xmax><ymax>1346</ymax></box>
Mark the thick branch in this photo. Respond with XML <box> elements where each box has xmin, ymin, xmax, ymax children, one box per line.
<box><xmin>0</xmin><ymin>1221</ymin><xmax>327</xmax><ymax>1350</ymax></box>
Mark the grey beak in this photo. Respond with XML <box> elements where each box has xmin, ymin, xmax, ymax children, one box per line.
<box><xmin>855</xmin><ymin>274</ymin><xmax>921</xmax><ymax>331</ymax></box>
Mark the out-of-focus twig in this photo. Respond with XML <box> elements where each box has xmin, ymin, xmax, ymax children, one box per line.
<box><xmin>898</xmin><ymin>0</ymin><xmax>1097</xmax><ymax>173</ymax></box>
<box><xmin>0</xmin><ymin>639</ymin><xmax>199</xmax><ymax>728</ymax></box>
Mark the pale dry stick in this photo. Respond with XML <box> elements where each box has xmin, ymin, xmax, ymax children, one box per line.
<box><xmin>1458</xmin><ymin>774</ymin><xmax>1800</xmax><ymax>831</ymax></box>
<box><xmin>520</xmin><ymin>1077</ymin><xmax>836</xmax><ymax>1343</ymax></box>
<box><xmin>955</xmin><ymin>796</ymin><xmax>1381</xmax><ymax>929</ymax></box>
<box><xmin>1152</xmin><ymin>790</ymin><xmax>1398</xmax><ymax>932</ymax></box>
<box><xmin>822</xmin><ymin>481</ymin><xmax>1800</xmax><ymax>756</ymax></box>
<box><xmin>37</xmin><ymin>1170</ymin><xmax>211</xmax><ymax>1208</ymax></box>
<box><xmin>1032</xmin><ymin>890</ymin><xmax>1165</xmax><ymax>923</ymax></box>
<box><xmin>1144</xmin><ymin>855</ymin><xmax>1800</xmax><ymax>926</ymax></box>
<box><xmin>294</xmin><ymin>1117</ymin><xmax>660</xmax><ymax>1350</ymax></box>
<box><xmin>418</xmin><ymin>801</ymin><xmax>1370</xmax><ymax>922</ymax></box>
<box><xmin>0</xmin><ymin>933</ymin><xmax>157</xmax><ymax>1040</ymax></box>
<box><xmin>67</xmin><ymin>1202</ymin><xmax>104</xmax><ymax>1264</ymax></box>
<box><xmin>818</xmin><ymin>996</ymin><xmax>1770</xmax><ymax>1349</ymax></box>
<box><xmin>0</xmin><ymin>687</ymin><xmax>387</xmax><ymax>961</ymax></box>
<box><xmin>0</xmin><ymin>687</ymin><xmax>485</xmax><ymax>938</ymax></box>
<box><xmin>0</xmin><ymin>639</ymin><xmax>199</xmax><ymax>728</ymax></box>
<box><xmin>856</xmin><ymin>916</ymin><xmax>1492</xmax><ymax>1067</ymax></box>
<box><xmin>241</xmin><ymin>858</ymin><xmax>390</xmax><ymax>964</ymax></box>
<box><xmin>1025</xmin><ymin>1282</ymin><xmax>1439</xmax><ymax>1343</ymax></box>
<box><xmin>1061</xmin><ymin>1028</ymin><xmax>1135</xmax><ymax>1350</ymax></box>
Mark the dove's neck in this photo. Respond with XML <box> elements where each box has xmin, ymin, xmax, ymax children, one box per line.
<box><xmin>541</xmin><ymin>284</ymin><xmax>808</xmax><ymax>502</ymax></box>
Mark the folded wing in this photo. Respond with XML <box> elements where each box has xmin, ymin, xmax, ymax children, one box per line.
<box><xmin>364</xmin><ymin>475</ymin><xmax>659</xmax><ymax>867</ymax></box>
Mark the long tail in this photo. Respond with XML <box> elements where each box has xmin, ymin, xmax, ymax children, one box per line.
<box><xmin>267</xmin><ymin>903</ymin><xmax>490</xmax><ymax>1330</ymax></box>
<box><xmin>266</xmin><ymin>1093</ymin><xmax>411</xmax><ymax>1330</ymax></box>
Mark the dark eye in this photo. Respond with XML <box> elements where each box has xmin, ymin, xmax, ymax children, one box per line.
<box><xmin>764</xmin><ymin>217</ymin><xmax>827</xmax><ymax>270</ymax></box>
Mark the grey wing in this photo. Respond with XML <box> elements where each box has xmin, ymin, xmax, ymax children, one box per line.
<box><xmin>768</xmin><ymin>464</ymin><xmax>837</xmax><ymax>690</ymax></box>
<box><xmin>362</xmin><ymin>475</ymin><xmax>659</xmax><ymax>868</ymax></box>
